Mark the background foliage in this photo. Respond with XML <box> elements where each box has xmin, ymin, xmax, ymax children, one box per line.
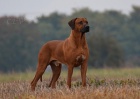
<box><xmin>0</xmin><ymin>6</ymin><xmax>140</xmax><ymax>72</ymax></box>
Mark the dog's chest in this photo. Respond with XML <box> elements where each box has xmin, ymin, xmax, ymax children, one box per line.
<box><xmin>72</xmin><ymin>47</ymin><xmax>86</xmax><ymax>64</ymax></box>
<box><xmin>63</xmin><ymin>38</ymin><xmax>88</xmax><ymax>66</ymax></box>
<box><xmin>74</xmin><ymin>54</ymin><xmax>86</xmax><ymax>66</ymax></box>
<box><xmin>68</xmin><ymin>47</ymin><xmax>88</xmax><ymax>66</ymax></box>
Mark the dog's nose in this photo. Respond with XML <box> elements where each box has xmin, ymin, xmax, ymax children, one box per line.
<box><xmin>85</xmin><ymin>25</ymin><xmax>90</xmax><ymax>31</ymax></box>
<box><xmin>81</xmin><ymin>25</ymin><xmax>90</xmax><ymax>33</ymax></box>
<box><xmin>84</xmin><ymin>24</ymin><xmax>89</xmax><ymax>28</ymax></box>
<box><xmin>85</xmin><ymin>25</ymin><xmax>89</xmax><ymax>28</ymax></box>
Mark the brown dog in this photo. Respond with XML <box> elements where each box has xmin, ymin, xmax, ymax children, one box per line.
<box><xmin>31</xmin><ymin>17</ymin><xmax>89</xmax><ymax>91</ymax></box>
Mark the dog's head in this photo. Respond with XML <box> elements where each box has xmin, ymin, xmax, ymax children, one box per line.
<box><xmin>68</xmin><ymin>18</ymin><xmax>90</xmax><ymax>33</ymax></box>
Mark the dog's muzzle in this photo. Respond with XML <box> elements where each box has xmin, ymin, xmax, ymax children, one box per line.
<box><xmin>81</xmin><ymin>26</ymin><xmax>90</xmax><ymax>33</ymax></box>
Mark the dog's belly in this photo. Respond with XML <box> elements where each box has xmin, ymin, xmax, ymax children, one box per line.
<box><xmin>50</xmin><ymin>54</ymin><xmax>86</xmax><ymax>67</ymax></box>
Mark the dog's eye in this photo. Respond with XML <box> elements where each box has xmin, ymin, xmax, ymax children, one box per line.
<box><xmin>78</xmin><ymin>21</ymin><xmax>83</xmax><ymax>24</ymax></box>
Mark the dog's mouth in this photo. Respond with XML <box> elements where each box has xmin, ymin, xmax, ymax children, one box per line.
<box><xmin>80</xmin><ymin>26</ymin><xmax>90</xmax><ymax>33</ymax></box>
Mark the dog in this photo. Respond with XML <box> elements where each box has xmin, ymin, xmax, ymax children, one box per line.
<box><xmin>31</xmin><ymin>17</ymin><xmax>89</xmax><ymax>91</ymax></box>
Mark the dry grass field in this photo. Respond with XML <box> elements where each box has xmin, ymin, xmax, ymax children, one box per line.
<box><xmin>0</xmin><ymin>68</ymin><xmax>140</xmax><ymax>99</ymax></box>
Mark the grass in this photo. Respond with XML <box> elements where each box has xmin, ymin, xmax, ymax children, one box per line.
<box><xmin>0</xmin><ymin>67</ymin><xmax>140</xmax><ymax>82</ymax></box>
<box><xmin>0</xmin><ymin>68</ymin><xmax>140</xmax><ymax>99</ymax></box>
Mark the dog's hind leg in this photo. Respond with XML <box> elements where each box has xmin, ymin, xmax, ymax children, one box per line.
<box><xmin>49</xmin><ymin>62</ymin><xmax>62</xmax><ymax>88</ymax></box>
<box><xmin>40</xmin><ymin>75</ymin><xmax>42</xmax><ymax>82</ymax></box>
<box><xmin>48</xmin><ymin>63</ymin><xmax>55</xmax><ymax>88</ymax></box>
<box><xmin>31</xmin><ymin>51</ymin><xmax>50</xmax><ymax>91</ymax></box>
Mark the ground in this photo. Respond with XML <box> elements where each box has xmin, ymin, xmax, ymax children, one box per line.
<box><xmin>0</xmin><ymin>68</ymin><xmax>140</xmax><ymax>99</ymax></box>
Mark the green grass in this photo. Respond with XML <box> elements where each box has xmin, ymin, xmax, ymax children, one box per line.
<box><xmin>87</xmin><ymin>68</ymin><xmax>140</xmax><ymax>78</ymax></box>
<box><xmin>0</xmin><ymin>68</ymin><xmax>140</xmax><ymax>82</ymax></box>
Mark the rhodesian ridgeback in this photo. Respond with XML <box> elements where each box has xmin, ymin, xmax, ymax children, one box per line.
<box><xmin>31</xmin><ymin>17</ymin><xmax>89</xmax><ymax>91</ymax></box>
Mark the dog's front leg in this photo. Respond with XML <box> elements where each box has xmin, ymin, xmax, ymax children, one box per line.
<box><xmin>67</xmin><ymin>65</ymin><xmax>74</xmax><ymax>88</ymax></box>
<box><xmin>81</xmin><ymin>62</ymin><xmax>87</xmax><ymax>87</ymax></box>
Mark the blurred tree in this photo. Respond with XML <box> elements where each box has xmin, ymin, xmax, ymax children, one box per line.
<box><xmin>126</xmin><ymin>6</ymin><xmax>140</xmax><ymax>65</ymax></box>
<box><xmin>0</xmin><ymin>6</ymin><xmax>140</xmax><ymax>72</ymax></box>
<box><xmin>37</xmin><ymin>12</ymin><xmax>67</xmax><ymax>42</ymax></box>
<box><xmin>0</xmin><ymin>16</ymin><xmax>40</xmax><ymax>72</ymax></box>
<box><xmin>88</xmin><ymin>33</ymin><xmax>124</xmax><ymax>68</ymax></box>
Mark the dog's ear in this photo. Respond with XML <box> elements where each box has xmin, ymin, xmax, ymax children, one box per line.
<box><xmin>68</xmin><ymin>18</ymin><xmax>77</xmax><ymax>30</ymax></box>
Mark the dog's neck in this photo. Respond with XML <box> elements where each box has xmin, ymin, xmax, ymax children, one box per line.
<box><xmin>69</xmin><ymin>30</ymin><xmax>86</xmax><ymax>48</ymax></box>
